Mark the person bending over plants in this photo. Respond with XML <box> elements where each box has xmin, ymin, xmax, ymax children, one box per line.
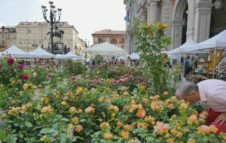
<box><xmin>176</xmin><ymin>79</ymin><xmax>226</xmax><ymax>135</ymax></box>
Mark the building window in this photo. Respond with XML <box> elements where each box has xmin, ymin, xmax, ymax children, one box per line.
<box><xmin>98</xmin><ymin>38</ymin><xmax>102</xmax><ymax>43</ymax></box>
<box><xmin>111</xmin><ymin>38</ymin><xmax>117</xmax><ymax>44</ymax></box>
<box><xmin>120</xmin><ymin>38</ymin><xmax>125</xmax><ymax>43</ymax></box>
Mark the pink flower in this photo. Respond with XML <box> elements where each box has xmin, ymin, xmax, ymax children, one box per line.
<box><xmin>153</xmin><ymin>122</ymin><xmax>169</xmax><ymax>135</ymax></box>
<box><xmin>7</xmin><ymin>57</ymin><xmax>14</xmax><ymax>65</ymax></box>
<box><xmin>21</xmin><ymin>73</ymin><xmax>29</xmax><ymax>80</ymax></box>
<box><xmin>46</xmin><ymin>76</ymin><xmax>51</xmax><ymax>81</ymax></box>
<box><xmin>18</xmin><ymin>64</ymin><xmax>24</xmax><ymax>70</ymax></box>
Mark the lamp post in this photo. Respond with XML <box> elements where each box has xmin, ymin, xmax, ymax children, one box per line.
<box><xmin>41</xmin><ymin>1</ymin><xmax>62</xmax><ymax>53</ymax></box>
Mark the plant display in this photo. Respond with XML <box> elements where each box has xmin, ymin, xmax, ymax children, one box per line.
<box><xmin>0</xmin><ymin>57</ymin><xmax>225</xmax><ymax>143</ymax></box>
<box><xmin>133</xmin><ymin>21</ymin><xmax>171</xmax><ymax>94</ymax></box>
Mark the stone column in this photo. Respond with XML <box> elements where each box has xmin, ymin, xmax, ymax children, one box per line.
<box><xmin>186</xmin><ymin>0</ymin><xmax>196</xmax><ymax>40</ymax></box>
<box><xmin>147</xmin><ymin>0</ymin><xmax>160</xmax><ymax>24</ymax></box>
<box><xmin>194</xmin><ymin>0</ymin><xmax>212</xmax><ymax>42</ymax></box>
<box><xmin>171</xmin><ymin>20</ymin><xmax>184</xmax><ymax>49</ymax></box>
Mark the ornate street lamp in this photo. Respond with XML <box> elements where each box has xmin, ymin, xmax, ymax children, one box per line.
<box><xmin>41</xmin><ymin>1</ymin><xmax>62</xmax><ymax>53</ymax></box>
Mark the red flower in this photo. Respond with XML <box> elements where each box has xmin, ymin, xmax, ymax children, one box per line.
<box><xmin>21</xmin><ymin>73</ymin><xmax>29</xmax><ymax>80</ymax></box>
<box><xmin>7</xmin><ymin>57</ymin><xmax>14</xmax><ymax>65</ymax></box>
<box><xmin>18</xmin><ymin>64</ymin><xmax>24</xmax><ymax>70</ymax></box>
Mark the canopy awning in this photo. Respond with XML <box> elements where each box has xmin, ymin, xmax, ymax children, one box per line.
<box><xmin>29</xmin><ymin>47</ymin><xmax>54</xmax><ymax>58</ymax></box>
<box><xmin>85</xmin><ymin>42</ymin><xmax>128</xmax><ymax>57</ymax></box>
<box><xmin>129</xmin><ymin>53</ymin><xmax>140</xmax><ymax>60</ymax></box>
<box><xmin>65</xmin><ymin>51</ymin><xmax>81</xmax><ymax>59</ymax></box>
<box><xmin>2</xmin><ymin>45</ymin><xmax>30</xmax><ymax>58</ymax></box>
<box><xmin>167</xmin><ymin>39</ymin><xmax>196</xmax><ymax>55</ymax></box>
<box><xmin>185</xmin><ymin>30</ymin><xmax>226</xmax><ymax>52</ymax></box>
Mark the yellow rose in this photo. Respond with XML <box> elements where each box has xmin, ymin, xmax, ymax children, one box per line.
<box><xmin>41</xmin><ymin>106</ymin><xmax>53</xmax><ymax>114</ymax></box>
<box><xmin>209</xmin><ymin>125</ymin><xmax>218</xmax><ymax>133</ymax></box>
<box><xmin>166</xmin><ymin>138</ymin><xmax>175</xmax><ymax>143</ymax></box>
<box><xmin>61</xmin><ymin>101</ymin><xmax>67</xmax><ymax>106</ymax></box>
<box><xmin>23</xmin><ymin>83</ymin><xmax>30</xmax><ymax>91</ymax></box>
<box><xmin>180</xmin><ymin>102</ymin><xmax>189</xmax><ymax>109</ymax></box>
<box><xmin>157</xmin><ymin>23</ymin><xmax>168</xmax><ymax>31</ymax></box>
<box><xmin>118</xmin><ymin>130</ymin><xmax>129</xmax><ymax>140</ymax></box>
<box><xmin>123</xmin><ymin>91</ymin><xmax>129</xmax><ymax>96</ymax></box>
<box><xmin>128</xmin><ymin>138</ymin><xmax>140</xmax><ymax>143</ymax></box>
<box><xmin>84</xmin><ymin>106</ymin><xmax>95</xmax><ymax>113</ymax></box>
<box><xmin>124</xmin><ymin>124</ymin><xmax>132</xmax><ymax>131</ymax></box>
<box><xmin>187</xmin><ymin>115</ymin><xmax>198</xmax><ymax>124</ymax></box>
<box><xmin>69</xmin><ymin>107</ymin><xmax>77</xmax><ymax>114</ymax></box>
<box><xmin>109</xmin><ymin>105</ymin><xmax>119</xmax><ymax>113</ymax></box>
<box><xmin>144</xmin><ymin>115</ymin><xmax>155</xmax><ymax>125</ymax></box>
<box><xmin>167</xmin><ymin>104</ymin><xmax>175</xmax><ymax>109</ymax></box>
<box><xmin>100</xmin><ymin>122</ymin><xmax>110</xmax><ymax>130</ymax></box>
<box><xmin>71</xmin><ymin>117</ymin><xmax>79</xmax><ymax>124</ymax></box>
<box><xmin>103</xmin><ymin>133</ymin><xmax>113</xmax><ymax>140</ymax></box>
<box><xmin>75</xmin><ymin>87</ymin><xmax>84</xmax><ymax>94</ymax></box>
<box><xmin>98</xmin><ymin>96</ymin><xmax>105</xmax><ymax>103</ymax></box>
<box><xmin>113</xmin><ymin>94</ymin><xmax>120</xmax><ymax>99</ymax></box>
<box><xmin>74</xmin><ymin>125</ymin><xmax>83</xmax><ymax>133</ymax></box>
<box><xmin>176</xmin><ymin>132</ymin><xmax>183</xmax><ymax>138</ymax></box>
<box><xmin>66</xmin><ymin>130</ymin><xmax>73</xmax><ymax>138</ymax></box>
<box><xmin>163</xmin><ymin>91</ymin><xmax>169</xmax><ymax>97</ymax></box>
<box><xmin>187</xmin><ymin>138</ymin><xmax>196</xmax><ymax>143</ymax></box>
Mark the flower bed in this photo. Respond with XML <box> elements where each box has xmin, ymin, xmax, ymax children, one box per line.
<box><xmin>0</xmin><ymin>57</ymin><xmax>226</xmax><ymax>143</ymax></box>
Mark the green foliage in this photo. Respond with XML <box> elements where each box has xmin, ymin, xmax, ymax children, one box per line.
<box><xmin>132</xmin><ymin>20</ymin><xmax>171</xmax><ymax>94</ymax></box>
<box><xmin>63</xmin><ymin>61</ymin><xmax>87</xmax><ymax>76</ymax></box>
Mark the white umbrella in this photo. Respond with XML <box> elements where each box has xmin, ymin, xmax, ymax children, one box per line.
<box><xmin>2</xmin><ymin>45</ymin><xmax>30</xmax><ymax>58</ymax></box>
<box><xmin>85</xmin><ymin>42</ymin><xmax>128</xmax><ymax>57</ymax></box>
<box><xmin>129</xmin><ymin>53</ymin><xmax>140</xmax><ymax>60</ymax></box>
<box><xmin>30</xmin><ymin>47</ymin><xmax>54</xmax><ymax>58</ymax></box>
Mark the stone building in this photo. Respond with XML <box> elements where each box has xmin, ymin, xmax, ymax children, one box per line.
<box><xmin>92</xmin><ymin>29</ymin><xmax>126</xmax><ymax>48</ymax></box>
<box><xmin>0</xmin><ymin>22</ymin><xmax>86</xmax><ymax>54</ymax></box>
<box><xmin>0</xmin><ymin>27</ymin><xmax>16</xmax><ymax>51</ymax></box>
<box><xmin>124</xmin><ymin>0</ymin><xmax>226</xmax><ymax>54</ymax></box>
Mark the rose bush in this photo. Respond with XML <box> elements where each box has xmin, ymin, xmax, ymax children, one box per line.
<box><xmin>0</xmin><ymin>57</ymin><xmax>226</xmax><ymax>143</ymax></box>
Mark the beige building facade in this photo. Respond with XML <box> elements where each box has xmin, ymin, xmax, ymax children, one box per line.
<box><xmin>0</xmin><ymin>27</ymin><xmax>16</xmax><ymax>51</ymax></box>
<box><xmin>0</xmin><ymin>22</ymin><xmax>86</xmax><ymax>54</ymax></box>
<box><xmin>124</xmin><ymin>0</ymin><xmax>226</xmax><ymax>54</ymax></box>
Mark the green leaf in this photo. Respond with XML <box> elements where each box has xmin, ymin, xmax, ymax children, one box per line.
<box><xmin>40</xmin><ymin>128</ymin><xmax>55</xmax><ymax>134</ymax></box>
<box><xmin>59</xmin><ymin>133</ymin><xmax>67</xmax><ymax>143</ymax></box>
<box><xmin>24</xmin><ymin>121</ymin><xmax>33</xmax><ymax>128</ymax></box>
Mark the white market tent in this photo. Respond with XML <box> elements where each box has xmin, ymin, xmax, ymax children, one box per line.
<box><xmin>29</xmin><ymin>47</ymin><xmax>54</xmax><ymax>58</ymax></box>
<box><xmin>185</xmin><ymin>30</ymin><xmax>226</xmax><ymax>53</ymax></box>
<box><xmin>2</xmin><ymin>45</ymin><xmax>30</xmax><ymax>58</ymax></box>
<box><xmin>129</xmin><ymin>53</ymin><xmax>140</xmax><ymax>60</ymax></box>
<box><xmin>167</xmin><ymin>39</ymin><xmax>196</xmax><ymax>55</ymax></box>
<box><xmin>55</xmin><ymin>54</ymin><xmax>67</xmax><ymax>59</ymax></box>
<box><xmin>65</xmin><ymin>51</ymin><xmax>82</xmax><ymax>59</ymax></box>
<box><xmin>85</xmin><ymin>42</ymin><xmax>128</xmax><ymax>57</ymax></box>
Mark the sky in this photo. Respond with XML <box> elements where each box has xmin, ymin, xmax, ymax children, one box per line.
<box><xmin>0</xmin><ymin>0</ymin><xmax>126</xmax><ymax>44</ymax></box>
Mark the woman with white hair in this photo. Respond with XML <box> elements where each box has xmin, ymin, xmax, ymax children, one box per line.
<box><xmin>176</xmin><ymin>79</ymin><xmax>226</xmax><ymax>134</ymax></box>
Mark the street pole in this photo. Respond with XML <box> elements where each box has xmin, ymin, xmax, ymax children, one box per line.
<box><xmin>41</xmin><ymin>1</ymin><xmax>62</xmax><ymax>54</ymax></box>
<box><xmin>50</xmin><ymin>10</ymin><xmax>54</xmax><ymax>53</ymax></box>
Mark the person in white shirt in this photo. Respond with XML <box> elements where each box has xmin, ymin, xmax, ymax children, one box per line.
<box><xmin>176</xmin><ymin>79</ymin><xmax>226</xmax><ymax>134</ymax></box>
